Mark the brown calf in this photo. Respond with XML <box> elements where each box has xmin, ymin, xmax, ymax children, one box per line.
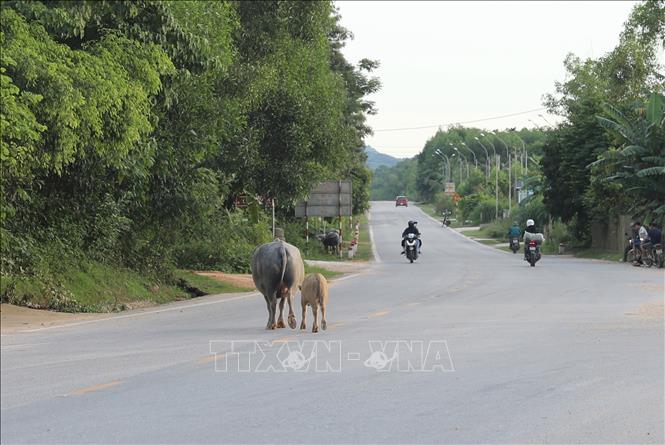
<box><xmin>299</xmin><ymin>273</ymin><xmax>328</xmax><ymax>333</ymax></box>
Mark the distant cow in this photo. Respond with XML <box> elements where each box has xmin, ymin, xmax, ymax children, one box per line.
<box><xmin>300</xmin><ymin>273</ymin><xmax>328</xmax><ymax>333</ymax></box>
<box><xmin>251</xmin><ymin>239</ymin><xmax>305</xmax><ymax>330</ymax></box>
<box><xmin>320</xmin><ymin>230</ymin><xmax>342</xmax><ymax>256</ymax></box>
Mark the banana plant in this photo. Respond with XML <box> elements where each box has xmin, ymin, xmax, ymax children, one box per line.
<box><xmin>590</xmin><ymin>92</ymin><xmax>665</xmax><ymax>216</ymax></box>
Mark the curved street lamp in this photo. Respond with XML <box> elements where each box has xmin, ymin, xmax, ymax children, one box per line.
<box><xmin>478</xmin><ymin>133</ymin><xmax>499</xmax><ymax>219</ymax></box>
<box><xmin>434</xmin><ymin>149</ymin><xmax>451</xmax><ymax>183</ymax></box>
<box><xmin>452</xmin><ymin>147</ymin><xmax>469</xmax><ymax>180</ymax></box>
<box><xmin>473</xmin><ymin>136</ymin><xmax>491</xmax><ymax>180</ymax></box>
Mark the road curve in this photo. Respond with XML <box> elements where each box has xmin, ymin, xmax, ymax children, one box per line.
<box><xmin>2</xmin><ymin>201</ymin><xmax>663</xmax><ymax>443</ymax></box>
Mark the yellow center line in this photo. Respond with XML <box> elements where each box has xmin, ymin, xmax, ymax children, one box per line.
<box><xmin>370</xmin><ymin>310</ymin><xmax>390</xmax><ymax>317</ymax></box>
<box><xmin>199</xmin><ymin>353</ymin><xmax>226</xmax><ymax>364</ymax></box>
<box><xmin>273</xmin><ymin>335</ymin><xmax>294</xmax><ymax>343</ymax></box>
<box><xmin>69</xmin><ymin>380</ymin><xmax>123</xmax><ymax>396</ymax></box>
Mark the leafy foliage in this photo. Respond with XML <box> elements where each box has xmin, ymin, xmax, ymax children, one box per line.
<box><xmin>0</xmin><ymin>1</ymin><xmax>379</xmax><ymax>310</ymax></box>
<box><xmin>590</xmin><ymin>92</ymin><xmax>665</xmax><ymax>217</ymax></box>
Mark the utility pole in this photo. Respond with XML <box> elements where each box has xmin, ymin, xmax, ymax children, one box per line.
<box><xmin>508</xmin><ymin>149</ymin><xmax>512</xmax><ymax>214</ymax></box>
<box><xmin>495</xmin><ymin>154</ymin><xmax>499</xmax><ymax>220</ymax></box>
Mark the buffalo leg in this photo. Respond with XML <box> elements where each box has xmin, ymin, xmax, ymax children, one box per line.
<box><xmin>265</xmin><ymin>295</ymin><xmax>276</xmax><ymax>330</ymax></box>
<box><xmin>276</xmin><ymin>297</ymin><xmax>286</xmax><ymax>328</ymax></box>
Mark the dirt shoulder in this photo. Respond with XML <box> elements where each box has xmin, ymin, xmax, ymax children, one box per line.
<box><xmin>1</xmin><ymin>303</ymin><xmax>105</xmax><ymax>334</ymax></box>
<box><xmin>193</xmin><ymin>271</ymin><xmax>255</xmax><ymax>290</ymax></box>
<box><xmin>2</xmin><ymin>262</ymin><xmax>369</xmax><ymax>335</ymax></box>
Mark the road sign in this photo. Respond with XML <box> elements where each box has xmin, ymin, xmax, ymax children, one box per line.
<box><xmin>444</xmin><ymin>182</ymin><xmax>456</xmax><ymax>196</ymax></box>
<box><xmin>295</xmin><ymin>181</ymin><xmax>353</xmax><ymax>217</ymax></box>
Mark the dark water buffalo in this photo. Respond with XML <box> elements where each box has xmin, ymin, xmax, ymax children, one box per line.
<box><xmin>320</xmin><ymin>230</ymin><xmax>342</xmax><ymax>255</ymax></box>
<box><xmin>251</xmin><ymin>239</ymin><xmax>305</xmax><ymax>330</ymax></box>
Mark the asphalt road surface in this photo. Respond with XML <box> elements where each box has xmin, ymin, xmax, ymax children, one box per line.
<box><xmin>2</xmin><ymin>202</ymin><xmax>663</xmax><ymax>444</ymax></box>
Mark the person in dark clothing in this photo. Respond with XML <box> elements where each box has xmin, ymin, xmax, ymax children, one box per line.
<box><xmin>623</xmin><ymin>226</ymin><xmax>639</xmax><ymax>262</ymax></box>
<box><xmin>523</xmin><ymin>218</ymin><xmax>538</xmax><ymax>260</ymax></box>
<box><xmin>401</xmin><ymin>220</ymin><xmax>421</xmax><ymax>254</ymax></box>
<box><xmin>648</xmin><ymin>223</ymin><xmax>662</xmax><ymax>245</ymax></box>
<box><xmin>508</xmin><ymin>222</ymin><xmax>521</xmax><ymax>239</ymax></box>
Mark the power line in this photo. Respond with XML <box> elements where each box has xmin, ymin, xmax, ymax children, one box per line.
<box><xmin>373</xmin><ymin>107</ymin><xmax>548</xmax><ymax>132</ymax></box>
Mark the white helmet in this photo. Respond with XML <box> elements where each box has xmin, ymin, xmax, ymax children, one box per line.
<box><xmin>526</xmin><ymin>219</ymin><xmax>535</xmax><ymax>227</ymax></box>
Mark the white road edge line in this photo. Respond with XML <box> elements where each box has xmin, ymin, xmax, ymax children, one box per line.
<box><xmin>367</xmin><ymin>210</ymin><xmax>382</xmax><ymax>263</ymax></box>
<box><xmin>415</xmin><ymin>205</ymin><xmax>508</xmax><ymax>255</ymax></box>
<box><xmin>3</xmin><ymin>269</ymin><xmax>366</xmax><ymax>336</ymax></box>
<box><xmin>10</xmin><ymin>292</ymin><xmax>261</xmax><ymax>335</ymax></box>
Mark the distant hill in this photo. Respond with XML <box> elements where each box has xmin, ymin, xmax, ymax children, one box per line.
<box><xmin>364</xmin><ymin>146</ymin><xmax>401</xmax><ymax>170</ymax></box>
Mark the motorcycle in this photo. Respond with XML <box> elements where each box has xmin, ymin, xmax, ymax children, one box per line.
<box><xmin>442</xmin><ymin>217</ymin><xmax>450</xmax><ymax>227</ymax></box>
<box><xmin>624</xmin><ymin>233</ymin><xmax>637</xmax><ymax>263</ymax></box>
<box><xmin>654</xmin><ymin>243</ymin><xmax>664</xmax><ymax>268</ymax></box>
<box><xmin>509</xmin><ymin>237</ymin><xmax>520</xmax><ymax>253</ymax></box>
<box><xmin>526</xmin><ymin>239</ymin><xmax>541</xmax><ymax>267</ymax></box>
<box><xmin>404</xmin><ymin>233</ymin><xmax>419</xmax><ymax>263</ymax></box>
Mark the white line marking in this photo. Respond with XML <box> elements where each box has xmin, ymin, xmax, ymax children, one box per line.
<box><xmin>367</xmin><ymin>210</ymin><xmax>382</xmax><ymax>263</ymax></box>
<box><xmin>4</xmin><ymin>268</ymin><xmax>366</xmax><ymax>336</ymax></box>
<box><xmin>13</xmin><ymin>293</ymin><xmax>260</xmax><ymax>334</ymax></box>
<box><xmin>415</xmin><ymin>205</ymin><xmax>508</xmax><ymax>255</ymax></box>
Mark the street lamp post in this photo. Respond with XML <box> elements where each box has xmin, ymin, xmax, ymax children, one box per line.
<box><xmin>480</xmin><ymin>133</ymin><xmax>499</xmax><ymax>220</ymax></box>
<box><xmin>494</xmin><ymin>133</ymin><xmax>513</xmax><ymax>215</ymax></box>
<box><xmin>458</xmin><ymin>142</ymin><xmax>478</xmax><ymax>168</ymax></box>
<box><xmin>434</xmin><ymin>149</ymin><xmax>451</xmax><ymax>183</ymax></box>
<box><xmin>452</xmin><ymin>147</ymin><xmax>469</xmax><ymax>180</ymax></box>
<box><xmin>474</xmin><ymin>136</ymin><xmax>491</xmax><ymax>180</ymax></box>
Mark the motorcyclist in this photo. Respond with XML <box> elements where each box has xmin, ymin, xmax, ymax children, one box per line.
<box><xmin>401</xmin><ymin>220</ymin><xmax>421</xmax><ymax>254</ymax></box>
<box><xmin>647</xmin><ymin>222</ymin><xmax>662</xmax><ymax>245</ymax></box>
<box><xmin>508</xmin><ymin>221</ymin><xmax>521</xmax><ymax>240</ymax></box>
<box><xmin>632</xmin><ymin>221</ymin><xmax>650</xmax><ymax>265</ymax></box>
<box><xmin>522</xmin><ymin>218</ymin><xmax>540</xmax><ymax>260</ymax></box>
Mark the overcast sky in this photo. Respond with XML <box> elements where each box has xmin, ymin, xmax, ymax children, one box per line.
<box><xmin>336</xmin><ymin>1</ymin><xmax>639</xmax><ymax>158</ymax></box>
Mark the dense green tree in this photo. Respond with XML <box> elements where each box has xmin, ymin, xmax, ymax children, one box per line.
<box><xmin>0</xmin><ymin>0</ymin><xmax>379</xmax><ymax>294</ymax></box>
<box><xmin>541</xmin><ymin>0</ymin><xmax>664</xmax><ymax>242</ymax></box>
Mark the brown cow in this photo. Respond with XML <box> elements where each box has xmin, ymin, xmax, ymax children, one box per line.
<box><xmin>299</xmin><ymin>273</ymin><xmax>328</xmax><ymax>333</ymax></box>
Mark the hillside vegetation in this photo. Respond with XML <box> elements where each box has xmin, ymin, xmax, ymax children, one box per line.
<box><xmin>0</xmin><ymin>1</ymin><xmax>379</xmax><ymax>310</ymax></box>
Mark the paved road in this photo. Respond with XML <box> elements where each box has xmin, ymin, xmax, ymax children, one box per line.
<box><xmin>2</xmin><ymin>202</ymin><xmax>663</xmax><ymax>444</ymax></box>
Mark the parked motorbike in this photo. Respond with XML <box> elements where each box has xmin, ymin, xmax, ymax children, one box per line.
<box><xmin>404</xmin><ymin>233</ymin><xmax>419</xmax><ymax>263</ymax></box>
<box><xmin>526</xmin><ymin>239</ymin><xmax>541</xmax><ymax>267</ymax></box>
<box><xmin>641</xmin><ymin>241</ymin><xmax>656</xmax><ymax>267</ymax></box>
<box><xmin>624</xmin><ymin>233</ymin><xmax>637</xmax><ymax>263</ymax></box>
<box><xmin>509</xmin><ymin>237</ymin><xmax>520</xmax><ymax>253</ymax></box>
<box><xmin>654</xmin><ymin>243</ymin><xmax>664</xmax><ymax>268</ymax></box>
<box><xmin>442</xmin><ymin>217</ymin><xmax>450</xmax><ymax>227</ymax></box>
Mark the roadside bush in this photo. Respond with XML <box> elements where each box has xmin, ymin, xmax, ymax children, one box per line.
<box><xmin>173</xmin><ymin>209</ymin><xmax>272</xmax><ymax>273</ymax></box>
<box><xmin>432</xmin><ymin>192</ymin><xmax>454</xmax><ymax>216</ymax></box>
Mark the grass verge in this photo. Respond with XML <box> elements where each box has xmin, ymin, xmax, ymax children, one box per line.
<box><xmin>0</xmin><ymin>262</ymin><xmax>255</xmax><ymax>313</ymax></box>
<box><xmin>175</xmin><ymin>270</ymin><xmax>253</xmax><ymax>294</ymax></box>
<box><xmin>572</xmin><ymin>250</ymin><xmax>623</xmax><ymax>262</ymax></box>
<box><xmin>304</xmin><ymin>264</ymin><xmax>343</xmax><ymax>280</ymax></box>
<box><xmin>299</xmin><ymin>213</ymin><xmax>372</xmax><ymax>262</ymax></box>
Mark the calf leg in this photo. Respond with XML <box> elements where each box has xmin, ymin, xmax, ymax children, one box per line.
<box><xmin>286</xmin><ymin>290</ymin><xmax>296</xmax><ymax>329</ymax></box>
<box><xmin>276</xmin><ymin>297</ymin><xmax>286</xmax><ymax>328</ymax></box>
<box><xmin>300</xmin><ymin>301</ymin><xmax>307</xmax><ymax>330</ymax></box>
<box><xmin>311</xmin><ymin>304</ymin><xmax>319</xmax><ymax>333</ymax></box>
<box><xmin>320</xmin><ymin>300</ymin><xmax>327</xmax><ymax>331</ymax></box>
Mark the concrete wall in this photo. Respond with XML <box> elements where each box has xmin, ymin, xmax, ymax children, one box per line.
<box><xmin>591</xmin><ymin>215</ymin><xmax>632</xmax><ymax>252</ymax></box>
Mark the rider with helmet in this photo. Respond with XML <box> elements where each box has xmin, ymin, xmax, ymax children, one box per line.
<box><xmin>523</xmin><ymin>218</ymin><xmax>538</xmax><ymax>260</ymax></box>
<box><xmin>401</xmin><ymin>220</ymin><xmax>422</xmax><ymax>254</ymax></box>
